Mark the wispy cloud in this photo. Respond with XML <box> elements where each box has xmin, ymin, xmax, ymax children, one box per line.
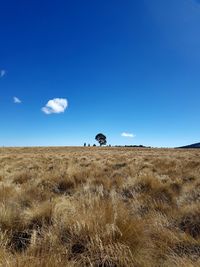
<box><xmin>0</xmin><ymin>70</ymin><xmax>6</xmax><ymax>78</ymax></box>
<box><xmin>42</xmin><ymin>98</ymin><xmax>68</xmax><ymax>114</ymax></box>
<box><xmin>13</xmin><ymin>97</ymin><xmax>22</xmax><ymax>104</ymax></box>
<box><xmin>121</xmin><ymin>132</ymin><xmax>136</xmax><ymax>138</ymax></box>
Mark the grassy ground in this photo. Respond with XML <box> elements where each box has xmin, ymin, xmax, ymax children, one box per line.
<box><xmin>0</xmin><ymin>147</ymin><xmax>200</xmax><ymax>266</ymax></box>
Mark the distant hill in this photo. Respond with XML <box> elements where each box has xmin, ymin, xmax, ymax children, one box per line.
<box><xmin>178</xmin><ymin>142</ymin><xmax>200</xmax><ymax>149</ymax></box>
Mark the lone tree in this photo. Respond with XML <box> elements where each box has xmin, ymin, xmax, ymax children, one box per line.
<box><xmin>95</xmin><ymin>133</ymin><xmax>107</xmax><ymax>146</ymax></box>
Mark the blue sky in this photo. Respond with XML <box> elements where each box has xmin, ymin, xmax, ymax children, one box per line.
<box><xmin>1</xmin><ymin>0</ymin><xmax>200</xmax><ymax>147</ymax></box>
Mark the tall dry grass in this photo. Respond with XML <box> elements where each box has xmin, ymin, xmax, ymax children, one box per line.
<box><xmin>0</xmin><ymin>147</ymin><xmax>200</xmax><ymax>266</ymax></box>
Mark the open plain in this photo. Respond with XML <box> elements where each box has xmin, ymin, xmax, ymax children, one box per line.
<box><xmin>0</xmin><ymin>147</ymin><xmax>200</xmax><ymax>266</ymax></box>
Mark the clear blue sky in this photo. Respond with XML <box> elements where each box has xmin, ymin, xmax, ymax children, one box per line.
<box><xmin>1</xmin><ymin>0</ymin><xmax>200</xmax><ymax>147</ymax></box>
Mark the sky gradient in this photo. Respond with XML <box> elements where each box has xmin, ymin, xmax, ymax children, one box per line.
<box><xmin>1</xmin><ymin>0</ymin><xmax>200</xmax><ymax>147</ymax></box>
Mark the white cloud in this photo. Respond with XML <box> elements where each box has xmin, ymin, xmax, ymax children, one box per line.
<box><xmin>0</xmin><ymin>70</ymin><xmax>6</xmax><ymax>78</ymax></box>
<box><xmin>121</xmin><ymin>132</ymin><xmax>136</xmax><ymax>138</ymax></box>
<box><xmin>13</xmin><ymin>96</ymin><xmax>22</xmax><ymax>104</ymax></box>
<box><xmin>42</xmin><ymin>98</ymin><xmax>68</xmax><ymax>114</ymax></box>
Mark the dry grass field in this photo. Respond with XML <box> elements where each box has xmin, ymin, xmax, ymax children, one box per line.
<box><xmin>0</xmin><ymin>147</ymin><xmax>200</xmax><ymax>267</ymax></box>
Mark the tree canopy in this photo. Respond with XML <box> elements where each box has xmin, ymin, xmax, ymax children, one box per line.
<box><xmin>95</xmin><ymin>133</ymin><xmax>107</xmax><ymax>146</ymax></box>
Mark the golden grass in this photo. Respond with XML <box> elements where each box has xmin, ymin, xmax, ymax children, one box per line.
<box><xmin>0</xmin><ymin>146</ymin><xmax>200</xmax><ymax>266</ymax></box>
